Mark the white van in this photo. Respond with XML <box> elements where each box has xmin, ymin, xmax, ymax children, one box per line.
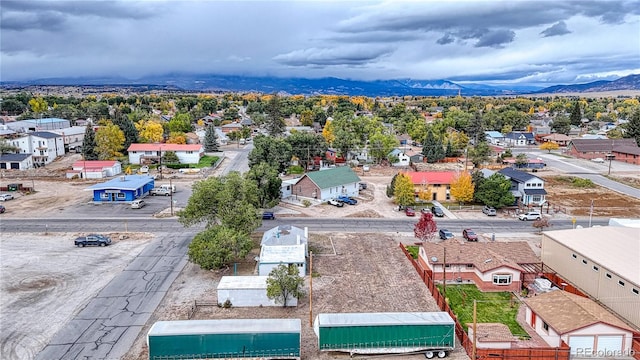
<box><xmin>158</xmin><ymin>184</ymin><xmax>176</xmax><ymax>193</ymax></box>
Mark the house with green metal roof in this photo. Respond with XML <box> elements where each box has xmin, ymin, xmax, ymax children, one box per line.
<box><xmin>292</xmin><ymin>166</ymin><xmax>361</xmax><ymax>201</ymax></box>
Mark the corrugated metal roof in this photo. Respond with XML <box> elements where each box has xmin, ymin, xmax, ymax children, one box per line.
<box><xmin>217</xmin><ymin>276</ymin><xmax>268</xmax><ymax>290</ymax></box>
<box><xmin>304</xmin><ymin>166</ymin><xmax>361</xmax><ymax>189</ymax></box>
<box><xmin>85</xmin><ymin>175</ymin><xmax>153</xmax><ymax>191</ymax></box>
<box><xmin>148</xmin><ymin>319</ymin><xmax>301</xmax><ymax>336</ymax></box>
<box><xmin>260</xmin><ymin>244</ymin><xmax>306</xmax><ymax>263</ymax></box>
<box><xmin>543</xmin><ymin>227</ymin><xmax>640</xmax><ymax>285</ymax></box>
<box><xmin>315</xmin><ymin>312</ymin><xmax>454</xmax><ymax>327</ymax></box>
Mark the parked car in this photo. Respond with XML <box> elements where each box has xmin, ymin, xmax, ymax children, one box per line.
<box><xmin>518</xmin><ymin>211</ymin><xmax>542</xmax><ymax>221</ymax></box>
<box><xmin>405</xmin><ymin>207</ymin><xmax>416</xmax><ymax>216</ymax></box>
<box><xmin>138</xmin><ymin>165</ymin><xmax>149</xmax><ymax>174</ymax></box>
<box><xmin>591</xmin><ymin>157</ymin><xmax>605</xmax><ymax>163</ymax></box>
<box><xmin>482</xmin><ymin>206</ymin><xmax>497</xmax><ymax>216</ymax></box>
<box><xmin>74</xmin><ymin>234</ymin><xmax>112</xmax><ymax>247</ymax></box>
<box><xmin>439</xmin><ymin>229</ymin><xmax>454</xmax><ymax>240</ymax></box>
<box><xmin>462</xmin><ymin>229</ymin><xmax>478</xmax><ymax>241</ymax></box>
<box><xmin>328</xmin><ymin>199</ymin><xmax>344</xmax><ymax>207</ymax></box>
<box><xmin>262</xmin><ymin>211</ymin><xmax>275</xmax><ymax>220</ymax></box>
<box><xmin>431</xmin><ymin>206</ymin><xmax>444</xmax><ymax>217</ymax></box>
<box><xmin>359</xmin><ymin>182</ymin><xmax>367</xmax><ymax>190</ymax></box>
<box><xmin>0</xmin><ymin>193</ymin><xmax>14</xmax><ymax>201</ymax></box>
<box><xmin>150</xmin><ymin>188</ymin><xmax>171</xmax><ymax>196</ymax></box>
<box><xmin>0</xmin><ymin>205</ymin><xmax>5</xmax><ymax>213</ymax></box>
<box><xmin>337</xmin><ymin>195</ymin><xmax>357</xmax><ymax>205</ymax></box>
<box><xmin>131</xmin><ymin>199</ymin><xmax>146</xmax><ymax>209</ymax></box>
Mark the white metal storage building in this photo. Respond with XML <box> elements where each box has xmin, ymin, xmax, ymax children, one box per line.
<box><xmin>217</xmin><ymin>276</ymin><xmax>297</xmax><ymax>307</ymax></box>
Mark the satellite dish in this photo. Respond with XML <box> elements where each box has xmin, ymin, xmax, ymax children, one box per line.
<box><xmin>431</xmin><ymin>257</ymin><xmax>438</xmax><ymax>262</ymax></box>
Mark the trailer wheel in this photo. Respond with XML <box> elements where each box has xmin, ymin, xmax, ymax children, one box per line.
<box><xmin>425</xmin><ymin>351</ymin><xmax>435</xmax><ymax>358</ymax></box>
<box><xmin>437</xmin><ymin>350</ymin><xmax>447</xmax><ymax>358</ymax></box>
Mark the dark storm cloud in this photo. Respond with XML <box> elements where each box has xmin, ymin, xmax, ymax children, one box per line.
<box><xmin>273</xmin><ymin>46</ymin><xmax>394</xmax><ymax>67</ymax></box>
<box><xmin>437</xmin><ymin>33</ymin><xmax>455</xmax><ymax>45</ymax></box>
<box><xmin>474</xmin><ymin>29</ymin><xmax>515</xmax><ymax>48</ymax></box>
<box><xmin>1</xmin><ymin>0</ymin><xmax>157</xmax><ymax>31</ymax></box>
<box><xmin>328</xmin><ymin>31</ymin><xmax>421</xmax><ymax>44</ymax></box>
<box><xmin>540</xmin><ymin>21</ymin><xmax>571</xmax><ymax>37</ymax></box>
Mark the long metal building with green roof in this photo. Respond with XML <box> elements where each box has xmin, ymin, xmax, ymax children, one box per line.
<box><xmin>293</xmin><ymin>166</ymin><xmax>361</xmax><ymax>201</ymax></box>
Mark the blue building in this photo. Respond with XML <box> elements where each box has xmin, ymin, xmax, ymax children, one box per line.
<box><xmin>86</xmin><ymin>175</ymin><xmax>154</xmax><ymax>202</ymax></box>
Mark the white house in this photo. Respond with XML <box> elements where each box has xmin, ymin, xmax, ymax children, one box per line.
<box><xmin>497</xmin><ymin>167</ymin><xmax>547</xmax><ymax>206</ymax></box>
<box><xmin>258</xmin><ymin>245</ymin><xmax>306</xmax><ymax>277</ymax></box>
<box><xmin>127</xmin><ymin>143</ymin><xmax>204</xmax><ymax>165</ymax></box>
<box><xmin>292</xmin><ymin>166</ymin><xmax>361</xmax><ymax>202</ymax></box>
<box><xmin>0</xmin><ymin>153</ymin><xmax>33</xmax><ymax>170</ymax></box>
<box><xmin>217</xmin><ymin>276</ymin><xmax>297</xmax><ymax>307</ymax></box>
<box><xmin>68</xmin><ymin>160</ymin><xmax>122</xmax><ymax>179</ymax></box>
<box><xmin>484</xmin><ymin>131</ymin><xmax>506</xmax><ymax>145</ymax></box>
<box><xmin>262</xmin><ymin>225</ymin><xmax>308</xmax><ymax>255</ymax></box>
<box><xmin>280</xmin><ymin>178</ymin><xmax>300</xmax><ymax>198</ymax></box>
<box><xmin>51</xmin><ymin>126</ymin><xmax>86</xmax><ymax>152</ymax></box>
<box><xmin>524</xmin><ymin>290</ymin><xmax>635</xmax><ymax>357</ymax></box>
<box><xmin>9</xmin><ymin>131</ymin><xmax>65</xmax><ymax>166</ymax></box>
<box><xmin>388</xmin><ymin>148</ymin><xmax>410</xmax><ymax>167</ymax></box>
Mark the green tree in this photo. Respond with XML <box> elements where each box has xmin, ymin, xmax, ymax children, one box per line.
<box><xmin>265</xmin><ymin>95</ymin><xmax>286</xmax><ymax>136</ymax></box>
<box><xmin>285</xmin><ymin>132</ymin><xmax>328</xmax><ymax>171</ymax></box>
<box><xmin>178</xmin><ymin>172</ymin><xmax>261</xmax><ymax>235</ymax></box>
<box><xmin>167</xmin><ymin>113</ymin><xmax>193</xmax><ymax>133</ymax></box>
<box><xmin>474</xmin><ymin>173</ymin><xmax>515</xmax><ymax>208</ymax></box>
<box><xmin>249</xmin><ymin>135</ymin><xmax>292</xmax><ymax>174</ymax></box>
<box><xmin>266</xmin><ymin>264</ymin><xmax>305</xmax><ymax>307</ymax></box>
<box><xmin>551</xmin><ymin>114</ymin><xmax>571</xmax><ymax>135</ymax></box>
<box><xmin>246</xmin><ymin>162</ymin><xmax>282</xmax><ymax>209</ymax></box>
<box><xmin>466</xmin><ymin>112</ymin><xmax>485</xmax><ymax>143</ymax></box>
<box><xmin>112</xmin><ymin>111</ymin><xmax>138</xmax><ymax>153</ymax></box>
<box><xmin>570</xmin><ymin>101</ymin><xmax>582</xmax><ymax>126</ymax></box>
<box><xmin>163</xmin><ymin>151</ymin><xmax>179</xmax><ymax>164</ymax></box>
<box><xmin>470</xmin><ymin>141</ymin><xmax>491</xmax><ymax>167</ymax></box>
<box><xmin>515</xmin><ymin>153</ymin><xmax>528</xmax><ymax>168</ymax></box>
<box><xmin>368</xmin><ymin>130</ymin><xmax>399</xmax><ymax>164</ymax></box>
<box><xmin>0</xmin><ymin>98</ymin><xmax>27</xmax><ymax>115</ymax></box>
<box><xmin>0</xmin><ymin>138</ymin><xmax>20</xmax><ymax>154</ymax></box>
<box><xmin>203</xmin><ymin>125</ymin><xmax>219</xmax><ymax>152</ymax></box>
<box><xmin>95</xmin><ymin>122</ymin><xmax>125</xmax><ymax>160</ymax></box>
<box><xmin>82</xmin><ymin>124</ymin><xmax>99</xmax><ymax>160</ymax></box>
<box><xmin>187</xmin><ymin>226</ymin><xmax>253</xmax><ymax>270</ymax></box>
<box><xmin>393</xmin><ymin>173</ymin><xmax>415</xmax><ymax>207</ymax></box>
<box><xmin>422</xmin><ymin>131</ymin><xmax>445</xmax><ymax>163</ymax></box>
<box><xmin>622</xmin><ymin>108</ymin><xmax>640</xmax><ymax>146</ymax></box>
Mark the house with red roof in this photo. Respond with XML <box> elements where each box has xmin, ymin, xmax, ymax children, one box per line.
<box><xmin>403</xmin><ymin>171</ymin><xmax>457</xmax><ymax>202</ymax></box>
<box><xmin>127</xmin><ymin>144</ymin><xmax>204</xmax><ymax>165</ymax></box>
<box><xmin>68</xmin><ymin>160</ymin><xmax>122</xmax><ymax>179</ymax></box>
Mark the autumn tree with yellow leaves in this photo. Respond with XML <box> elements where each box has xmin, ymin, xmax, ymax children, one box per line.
<box><xmin>322</xmin><ymin>119</ymin><xmax>335</xmax><ymax>144</ymax></box>
<box><xmin>393</xmin><ymin>173</ymin><xmax>415</xmax><ymax>208</ymax></box>
<box><xmin>135</xmin><ymin>120</ymin><xmax>164</xmax><ymax>143</ymax></box>
<box><xmin>539</xmin><ymin>142</ymin><xmax>559</xmax><ymax>153</ymax></box>
<box><xmin>95</xmin><ymin>122</ymin><xmax>125</xmax><ymax>160</ymax></box>
<box><xmin>450</xmin><ymin>172</ymin><xmax>474</xmax><ymax>204</ymax></box>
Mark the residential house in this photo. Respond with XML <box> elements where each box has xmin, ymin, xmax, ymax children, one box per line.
<box><xmin>541</xmin><ymin>133</ymin><xmax>572</xmax><ymax>146</ymax></box>
<box><xmin>68</xmin><ymin>160</ymin><xmax>122</xmax><ymax>179</ymax></box>
<box><xmin>325</xmin><ymin>148</ymin><xmax>346</xmax><ymax>163</ymax></box>
<box><xmin>290</xmin><ymin>166</ymin><xmax>360</xmax><ymax>201</ymax></box>
<box><xmin>85</xmin><ymin>175</ymin><xmax>154</xmax><ymax>202</ymax></box>
<box><xmin>403</xmin><ymin>171</ymin><xmax>457</xmax><ymax>202</ymax></box>
<box><xmin>388</xmin><ymin>148</ymin><xmax>410</xmax><ymax>167</ymax></box>
<box><xmin>0</xmin><ymin>153</ymin><xmax>33</xmax><ymax>170</ymax></box>
<box><xmin>485</xmin><ymin>131</ymin><xmax>505</xmax><ymax>145</ymax></box>
<box><xmin>497</xmin><ymin>167</ymin><xmax>547</xmax><ymax>206</ymax></box>
<box><xmin>199</xmin><ymin>115</ymin><xmax>221</xmax><ymax>125</ymax></box>
<box><xmin>10</xmin><ymin>131</ymin><xmax>65</xmax><ymax>166</ymax></box>
<box><xmin>258</xmin><ymin>245</ymin><xmax>306</xmax><ymax>277</ymax></box>
<box><xmin>261</xmin><ymin>225</ymin><xmax>309</xmax><ymax>256</ymax></box>
<box><xmin>565</xmin><ymin>138</ymin><xmax>638</xmax><ymax>160</ymax></box>
<box><xmin>524</xmin><ymin>290</ymin><xmax>635</xmax><ymax>356</ymax></box>
<box><xmin>541</xmin><ymin>227</ymin><xmax>640</xmax><ymax>329</ymax></box>
<box><xmin>280</xmin><ymin>178</ymin><xmax>301</xmax><ymax>199</ymax></box>
<box><xmin>217</xmin><ymin>276</ymin><xmax>297</xmax><ymax>307</ymax></box>
<box><xmin>127</xmin><ymin>143</ymin><xmax>204</xmax><ymax>165</ymax></box>
<box><xmin>220</xmin><ymin>122</ymin><xmax>243</xmax><ymax>134</ymax></box>
<box><xmin>51</xmin><ymin>126</ymin><xmax>86</xmax><ymax>152</ymax></box>
<box><xmin>612</xmin><ymin>145</ymin><xmax>640</xmax><ymax>165</ymax></box>
<box><xmin>418</xmin><ymin>241</ymin><xmax>540</xmax><ymax>292</ymax></box>
<box><xmin>505</xmin><ymin>132</ymin><xmax>535</xmax><ymax>146</ymax></box>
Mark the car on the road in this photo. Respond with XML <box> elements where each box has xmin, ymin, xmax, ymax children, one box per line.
<box><xmin>131</xmin><ymin>199</ymin><xmax>146</xmax><ymax>209</ymax></box>
<box><xmin>462</xmin><ymin>229</ymin><xmax>478</xmax><ymax>241</ymax></box>
<box><xmin>518</xmin><ymin>211</ymin><xmax>542</xmax><ymax>221</ymax></box>
<box><xmin>439</xmin><ymin>229</ymin><xmax>454</xmax><ymax>240</ymax></box>
<box><xmin>0</xmin><ymin>205</ymin><xmax>5</xmax><ymax>213</ymax></box>
<box><xmin>405</xmin><ymin>207</ymin><xmax>416</xmax><ymax>216</ymax></box>
<box><xmin>591</xmin><ymin>157</ymin><xmax>605</xmax><ymax>163</ymax></box>
<box><xmin>0</xmin><ymin>193</ymin><xmax>14</xmax><ymax>201</ymax></box>
<box><xmin>482</xmin><ymin>206</ymin><xmax>497</xmax><ymax>216</ymax></box>
<box><xmin>328</xmin><ymin>199</ymin><xmax>344</xmax><ymax>207</ymax></box>
<box><xmin>74</xmin><ymin>234</ymin><xmax>112</xmax><ymax>247</ymax></box>
<box><xmin>431</xmin><ymin>206</ymin><xmax>444</xmax><ymax>217</ymax></box>
<box><xmin>150</xmin><ymin>188</ymin><xmax>171</xmax><ymax>196</ymax></box>
<box><xmin>262</xmin><ymin>211</ymin><xmax>275</xmax><ymax>220</ymax></box>
<box><xmin>337</xmin><ymin>195</ymin><xmax>357</xmax><ymax>205</ymax></box>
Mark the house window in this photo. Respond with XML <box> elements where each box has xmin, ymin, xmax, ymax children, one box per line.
<box><xmin>117</xmin><ymin>193</ymin><xmax>126</xmax><ymax>199</ymax></box>
<box><xmin>572</xmin><ymin>254</ymin><xmax>577</xmax><ymax>259</ymax></box>
<box><xmin>186</xmin><ymin>151</ymin><xmax>193</xmax><ymax>154</ymax></box>
<box><xmin>467</xmin><ymin>264</ymin><xmax>474</xmax><ymax>268</ymax></box>
<box><xmin>543</xmin><ymin>322</ymin><xmax>549</xmax><ymax>332</ymax></box>
<box><xmin>532</xmin><ymin>195</ymin><xmax>542</xmax><ymax>202</ymax></box>
<box><xmin>592</xmin><ymin>265</ymin><xmax>599</xmax><ymax>271</ymax></box>
<box><xmin>444</xmin><ymin>264</ymin><xmax>451</xmax><ymax>268</ymax></box>
<box><xmin>582</xmin><ymin>259</ymin><xmax>587</xmax><ymax>265</ymax></box>
<box><xmin>493</xmin><ymin>274</ymin><xmax>512</xmax><ymax>285</ymax></box>
<box><xmin>618</xmin><ymin>280</ymin><xmax>625</xmax><ymax>287</ymax></box>
<box><xmin>446</xmin><ymin>193</ymin><xmax>450</xmax><ymax>200</ymax></box>
<box><xmin>606</xmin><ymin>273</ymin><xmax>612</xmax><ymax>279</ymax></box>
<box><xmin>632</xmin><ymin>288</ymin><xmax>639</xmax><ymax>295</ymax></box>
<box><xmin>100</xmin><ymin>193</ymin><xmax>109</xmax><ymax>199</ymax></box>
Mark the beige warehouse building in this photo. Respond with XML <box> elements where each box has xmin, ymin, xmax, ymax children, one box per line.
<box><xmin>541</xmin><ymin>227</ymin><xmax>640</xmax><ymax>330</ymax></box>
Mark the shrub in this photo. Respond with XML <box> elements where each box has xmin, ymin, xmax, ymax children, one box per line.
<box><xmin>302</xmin><ymin>199</ymin><xmax>311</xmax><ymax>207</ymax></box>
<box><xmin>405</xmin><ymin>245</ymin><xmax>419</xmax><ymax>259</ymax></box>
<box><xmin>571</xmin><ymin>178</ymin><xmax>595</xmax><ymax>188</ymax></box>
<box><xmin>288</xmin><ymin>165</ymin><xmax>304</xmax><ymax>174</ymax></box>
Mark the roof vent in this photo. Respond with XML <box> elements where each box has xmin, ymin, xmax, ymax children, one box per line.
<box><xmin>431</xmin><ymin>257</ymin><xmax>438</xmax><ymax>262</ymax></box>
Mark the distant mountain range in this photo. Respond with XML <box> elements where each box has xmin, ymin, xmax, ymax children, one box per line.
<box><xmin>1</xmin><ymin>73</ymin><xmax>638</xmax><ymax>96</ymax></box>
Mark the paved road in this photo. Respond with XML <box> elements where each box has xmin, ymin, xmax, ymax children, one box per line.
<box><xmin>35</xmin><ymin>231</ymin><xmax>196</xmax><ymax>360</ymax></box>
<box><xmin>1</xmin><ymin>217</ymin><xmax>610</xmax><ymax>234</ymax></box>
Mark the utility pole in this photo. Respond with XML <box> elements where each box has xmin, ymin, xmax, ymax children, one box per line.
<box><xmin>309</xmin><ymin>251</ymin><xmax>313</xmax><ymax>326</ymax></box>
<box><xmin>472</xmin><ymin>300</ymin><xmax>477</xmax><ymax>360</ymax></box>
<box><xmin>170</xmin><ymin>177</ymin><xmax>174</xmax><ymax>216</ymax></box>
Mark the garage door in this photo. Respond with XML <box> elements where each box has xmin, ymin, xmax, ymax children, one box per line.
<box><xmin>597</xmin><ymin>335</ymin><xmax>623</xmax><ymax>354</ymax></box>
<box><xmin>569</xmin><ymin>336</ymin><xmax>595</xmax><ymax>355</ymax></box>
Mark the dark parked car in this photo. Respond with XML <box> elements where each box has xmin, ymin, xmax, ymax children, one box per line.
<box><xmin>439</xmin><ymin>229</ymin><xmax>454</xmax><ymax>240</ymax></box>
<box><xmin>431</xmin><ymin>206</ymin><xmax>444</xmax><ymax>217</ymax></box>
<box><xmin>0</xmin><ymin>205</ymin><xmax>5</xmax><ymax>213</ymax></box>
<box><xmin>75</xmin><ymin>234</ymin><xmax>112</xmax><ymax>247</ymax></box>
<box><xmin>463</xmin><ymin>229</ymin><xmax>478</xmax><ymax>241</ymax></box>
<box><xmin>405</xmin><ymin>207</ymin><xmax>416</xmax><ymax>216</ymax></box>
<box><xmin>262</xmin><ymin>211</ymin><xmax>276</xmax><ymax>220</ymax></box>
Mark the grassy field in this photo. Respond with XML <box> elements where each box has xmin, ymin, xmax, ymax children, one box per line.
<box><xmin>438</xmin><ymin>284</ymin><xmax>529</xmax><ymax>339</ymax></box>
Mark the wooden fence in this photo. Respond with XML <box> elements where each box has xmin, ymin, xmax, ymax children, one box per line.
<box><xmin>400</xmin><ymin>244</ymin><xmax>571</xmax><ymax>360</ymax></box>
<box><xmin>187</xmin><ymin>300</ymin><xmax>216</xmax><ymax>319</ymax></box>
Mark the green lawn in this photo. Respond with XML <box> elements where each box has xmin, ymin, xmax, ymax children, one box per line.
<box><xmin>196</xmin><ymin>155</ymin><xmax>218</xmax><ymax>168</ymax></box>
<box><xmin>438</xmin><ymin>284</ymin><xmax>529</xmax><ymax>339</ymax></box>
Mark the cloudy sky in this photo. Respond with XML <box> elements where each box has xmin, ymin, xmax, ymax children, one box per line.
<box><xmin>2</xmin><ymin>0</ymin><xmax>639</xmax><ymax>85</ymax></box>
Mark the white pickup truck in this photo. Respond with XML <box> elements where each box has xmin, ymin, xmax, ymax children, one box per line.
<box><xmin>150</xmin><ymin>188</ymin><xmax>171</xmax><ymax>196</ymax></box>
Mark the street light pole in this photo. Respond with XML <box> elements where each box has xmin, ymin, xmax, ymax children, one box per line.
<box><xmin>170</xmin><ymin>177</ymin><xmax>173</xmax><ymax>216</ymax></box>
